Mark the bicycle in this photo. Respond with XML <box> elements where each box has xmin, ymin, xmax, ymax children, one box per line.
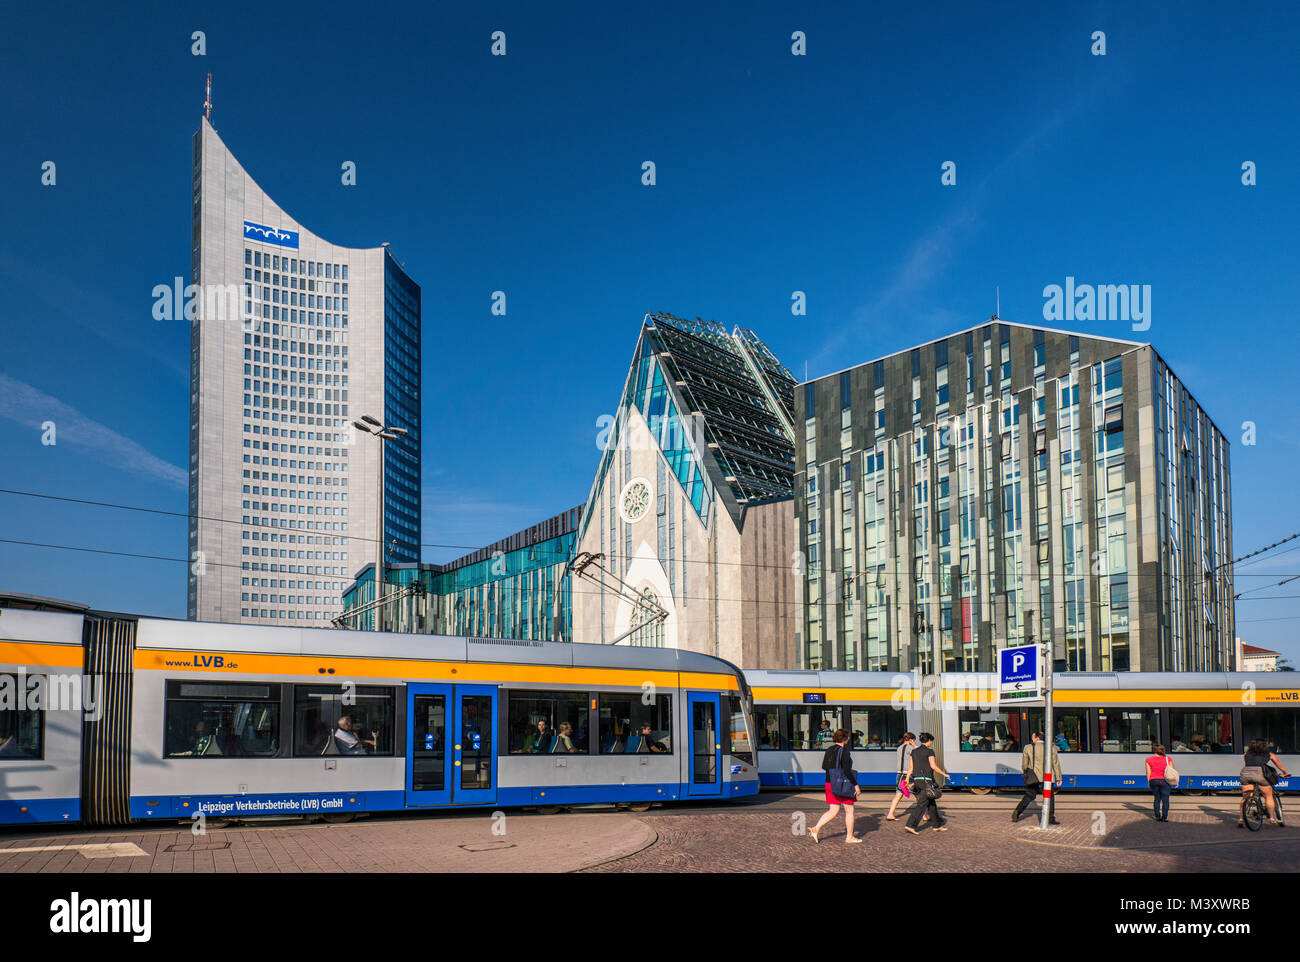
<box><xmin>1242</xmin><ymin>778</ymin><xmax>1286</xmax><ymax>832</ymax></box>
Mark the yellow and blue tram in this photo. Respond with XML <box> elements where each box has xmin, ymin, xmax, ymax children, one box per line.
<box><xmin>0</xmin><ymin>605</ymin><xmax>758</xmax><ymax>826</ymax></box>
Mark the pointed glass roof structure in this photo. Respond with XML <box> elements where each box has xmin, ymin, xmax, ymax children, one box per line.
<box><xmin>588</xmin><ymin>312</ymin><xmax>796</xmax><ymax>534</ymax></box>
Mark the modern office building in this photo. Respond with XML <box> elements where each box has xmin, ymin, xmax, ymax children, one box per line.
<box><xmin>570</xmin><ymin>313</ymin><xmax>800</xmax><ymax>669</ymax></box>
<box><xmin>797</xmin><ymin>319</ymin><xmax>1233</xmax><ymax>673</ymax></box>
<box><xmin>187</xmin><ymin>115</ymin><xmax>421</xmax><ymax>626</ymax></box>
<box><xmin>340</xmin><ymin>506</ymin><xmax>583</xmax><ymax>639</ymax></box>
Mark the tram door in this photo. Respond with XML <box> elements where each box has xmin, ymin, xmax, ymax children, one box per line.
<box><xmin>406</xmin><ymin>683</ymin><xmax>498</xmax><ymax>807</ymax></box>
<box><xmin>686</xmin><ymin>692</ymin><xmax>723</xmax><ymax>797</ymax></box>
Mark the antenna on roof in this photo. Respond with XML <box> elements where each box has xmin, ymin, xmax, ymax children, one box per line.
<box><xmin>995</xmin><ymin>286</ymin><xmax>1000</xmax><ymax>320</ymax></box>
<box><xmin>203</xmin><ymin>73</ymin><xmax>212</xmax><ymax>121</ymax></box>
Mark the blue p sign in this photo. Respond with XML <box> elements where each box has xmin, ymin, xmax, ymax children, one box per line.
<box><xmin>1012</xmin><ymin>653</ymin><xmax>1025</xmax><ymax>674</ymax></box>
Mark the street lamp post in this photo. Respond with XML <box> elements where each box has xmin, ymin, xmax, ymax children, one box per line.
<box><xmin>353</xmin><ymin>415</ymin><xmax>407</xmax><ymax>631</ymax></box>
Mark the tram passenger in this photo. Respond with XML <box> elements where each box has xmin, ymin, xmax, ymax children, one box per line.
<box><xmin>554</xmin><ymin>722</ymin><xmax>580</xmax><ymax>753</ymax></box>
<box><xmin>0</xmin><ymin>719</ymin><xmax>20</xmax><ymax>756</ymax></box>
<box><xmin>334</xmin><ymin>715</ymin><xmax>375</xmax><ymax>755</ymax></box>
<box><xmin>814</xmin><ymin>718</ymin><xmax>836</xmax><ymax>749</ymax></box>
<box><xmin>191</xmin><ymin>720</ymin><xmax>214</xmax><ymax>756</ymax></box>
<box><xmin>522</xmin><ymin>719</ymin><xmax>551</xmax><ymax>753</ymax></box>
<box><xmin>866</xmin><ymin>733</ymin><xmax>882</xmax><ymax>750</ymax></box>
<box><xmin>637</xmin><ymin>722</ymin><xmax>668</xmax><ymax>753</ymax></box>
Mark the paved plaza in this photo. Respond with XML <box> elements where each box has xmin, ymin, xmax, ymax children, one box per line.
<box><xmin>1</xmin><ymin>791</ymin><xmax>1297</xmax><ymax>873</ymax></box>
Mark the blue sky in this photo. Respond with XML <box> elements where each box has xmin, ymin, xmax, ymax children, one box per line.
<box><xmin>1</xmin><ymin>2</ymin><xmax>1298</xmax><ymax>660</ymax></box>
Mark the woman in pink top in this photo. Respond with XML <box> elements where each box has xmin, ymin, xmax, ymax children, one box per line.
<box><xmin>1145</xmin><ymin>744</ymin><xmax>1172</xmax><ymax>822</ymax></box>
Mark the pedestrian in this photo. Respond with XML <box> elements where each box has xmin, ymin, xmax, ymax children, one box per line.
<box><xmin>1013</xmin><ymin>731</ymin><xmax>1061</xmax><ymax>824</ymax></box>
<box><xmin>809</xmin><ymin>728</ymin><xmax>862</xmax><ymax>844</ymax></box>
<box><xmin>904</xmin><ymin>732</ymin><xmax>949</xmax><ymax>834</ymax></box>
<box><xmin>886</xmin><ymin>732</ymin><xmax>917</xmax><ymax>821</ymax></box>
<box><xmin>1145</xmin><ymin>743</ymin><xmax>1173</xmax><ymax>821</ymax></box>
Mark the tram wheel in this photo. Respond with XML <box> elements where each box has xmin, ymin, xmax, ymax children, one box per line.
<box><xmin>322</xmin><ymin>813</ymin><xmax>355</xmax><ymax>824</ymax></box>
<box><xmin>625</xmin><ymin>802</ymin><xmax>654</xmax><ymax>813</ymax></box>
<box><xmin>968</xmin><ymin>786</ymin><xmax>993</xmax><ymax>796</ymax></box>
<box><xmin>536</xmin><ymin>806</ymin><xmax>563</xmax><ymax>816</ymax></box>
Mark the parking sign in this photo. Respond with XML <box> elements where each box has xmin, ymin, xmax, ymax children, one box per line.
<box><xmin>999</xmin><ymin>644</ymin><xmax>1041</xmax><ymax>703</ymax></box>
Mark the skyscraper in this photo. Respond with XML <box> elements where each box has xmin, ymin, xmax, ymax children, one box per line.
<box><xmin>187</xmin><ymin>115</ymin><xmax>421</xmax><ymax>626</ymax></box>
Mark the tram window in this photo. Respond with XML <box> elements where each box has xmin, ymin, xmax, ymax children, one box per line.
<box><xmin>0</xmin><ymin>674</ymin><xmax>43</xmax><ymax>759</ymax></box>
<box><xmin>293</xmin><ymin>685</ymin><xmax>394</xmax><ymax>756</ymax></box>
<box><xmin>754</xmin><ymin>708</ymin><xmax>782</xmax><ymax>750</ymax></box>
<box><xmin>725</xmin><ymin>695</ymin><xmax>753</xmax><ymax>763</ymax></box>
<box><xmin>597</xmin><ymin>693</ymin><xmax>672</xmax><ymax>754</ymax></box>
<box><xmin>1096</xmin><ymin>707</ymin><xmax>1159</xmax><ymax>753</ymax></box>
<box><xmin>846</xmin><ymin>707</ymin><xmax>905</xmax><ymax>749</ymax></box>
<box><xmin>1169</xmin><ymin>710</ymin><xmax>1234</xmax><ymax>754</ymax></box>
<box><xmin>508</xmin><ymin>690</ymin><xmax>591</xmax><ymax>754</ymax></box>
<box><xmin>958</xmin><ymin>710</ymin><xmax>1024</xmax><ymax>752</ymax></box>
<box><xmin>164</xmin><ymin>681</ymin><xmax>281</xmax><ymax>758</ymax></box>
<box><xmin>1026</xmin><ymin>709</ymin><xmax>1089</xmax><ymax>752</ymax></box>
<box><xmin>1242</xmin><ymin>708</ymin><xmax>1300</xmax><ymax>755</ymax></box>
<box><xmin>784</xmin><ymin>707</ymin><xmax>843</xmax><ymax>751</ymax></box>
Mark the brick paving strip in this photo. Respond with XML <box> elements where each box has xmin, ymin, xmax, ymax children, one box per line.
<box><xmin>0</xmin><ymin>812</ymin><xmax>655</xmax><ymax>874</ymax></box>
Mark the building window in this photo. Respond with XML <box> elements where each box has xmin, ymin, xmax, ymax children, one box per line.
<box><xmin>630</xmin><ymin>587</ymin><xmax>664</xmax><ymax>647</ymax></box>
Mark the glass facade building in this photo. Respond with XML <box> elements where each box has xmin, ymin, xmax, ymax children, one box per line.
<box><xmin>796</xmin><ymin>321</ymin><xmax>1233</xmax><ymax>673</ymax></box>
<box><xmin>341</xmin><ymin>506</ymin><xmax>583</xmax><ymax>640</ymax></box>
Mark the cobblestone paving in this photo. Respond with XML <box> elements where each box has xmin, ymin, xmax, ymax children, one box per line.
<box><xmin>0</xmin><ymin>811</ymin><xmax>654</xmax><ymax>874</ymax></box>
<box><xmin>584</xmin><ymin>792</ymin><xmax>1300</xmax><ymax>873</ymax></box>
<box><xmin>2</xmin><ymin>792</ymin><xmax>1295</xmax><ymax>873</ymax></box>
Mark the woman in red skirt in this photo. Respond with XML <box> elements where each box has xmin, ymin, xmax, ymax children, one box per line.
<box><xmin>810</xmin><ymin>728</ymin><xmax>862</xmax><ymax>843</ymax></box>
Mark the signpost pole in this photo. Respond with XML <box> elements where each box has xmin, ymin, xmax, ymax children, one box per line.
<box><xmin>1040</xmin><ymin>629</ymin><xmax>1053</xmax><ymax>830</ymax></box>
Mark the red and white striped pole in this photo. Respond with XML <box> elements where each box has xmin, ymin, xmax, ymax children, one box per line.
<box><xmin>1040</xmin><ymin>631</ymin><xmax>1054</xmax><ymax>829</ymax></box>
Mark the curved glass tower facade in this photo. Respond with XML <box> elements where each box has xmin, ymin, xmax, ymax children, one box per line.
<box><xmin>187</xmin><ymin>116</ymin><xmax>421</xmax><ymax>626</ymax></box>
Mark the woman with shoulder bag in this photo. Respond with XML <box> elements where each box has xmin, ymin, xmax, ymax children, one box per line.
<box><xmin>904</xmin><ymin>732</ymin><xmax>949</xmax><ymax>835</ymax></box>
<box><xmin>1144</xmin><ymin>744</ymin><xmax>1174</xmax><ymax>822</ymax></box>
<box><xmin>810</xmin><ymin>728</ymin><xmax>862</xmax><ymax>844</ymax></box>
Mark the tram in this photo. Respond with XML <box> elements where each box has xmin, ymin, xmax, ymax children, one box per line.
<box><xmin>744</xmin><ymin>669</ymin><xmax>923</xmax><ymax>788</ymax></box>
<box><xmin>0</xmin><ymin>604</ymin><xmax>758</xmax><ymax>826</ymax></box>
<box><xmin>742</xmin><ymin>669</ymin><xmax>1299</xmax><ymax>793</ymax></box>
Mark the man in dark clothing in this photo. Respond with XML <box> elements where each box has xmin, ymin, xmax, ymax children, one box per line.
<box><xmin>1013</xmin><ymin>731</ymin><xmax>1062</xmax><ymax>823</ymax></box>
<box><xmin>904</xmin><ymin>733</ymin><xmax>949</xmax><ymax>833</ymax></box>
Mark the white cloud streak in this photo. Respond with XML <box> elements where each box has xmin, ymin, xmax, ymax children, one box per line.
<box><xmin>0</xmin><ymin>374</ymin><xmax>186</xmax><ymax>488</ymax></box>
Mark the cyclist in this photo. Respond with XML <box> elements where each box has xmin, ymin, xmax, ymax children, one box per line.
<box><xmin>1239</xmin><ymin>737</ymin><xmax>1290</xmax><ymax>828</ymax></box>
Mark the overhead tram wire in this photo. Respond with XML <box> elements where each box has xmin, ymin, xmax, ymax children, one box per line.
<box><xmin>1235</xmin><ymin>572</ymin><xmax>1300</xmax><ymax>600</ymax></box>
<box><xmin>0</xmin><ymin>486</ymin><xmax>482</xmax><ymax>552</ymax></box>
<box><xmin>1</xmin><ymin>485</ymin><xmax>1290</xmax><ymax>580</ymax></box>
<box><xmin>0</xmin><ymin>533</ymin><xmax>1251</xmax><ymax>615</ymax></box>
